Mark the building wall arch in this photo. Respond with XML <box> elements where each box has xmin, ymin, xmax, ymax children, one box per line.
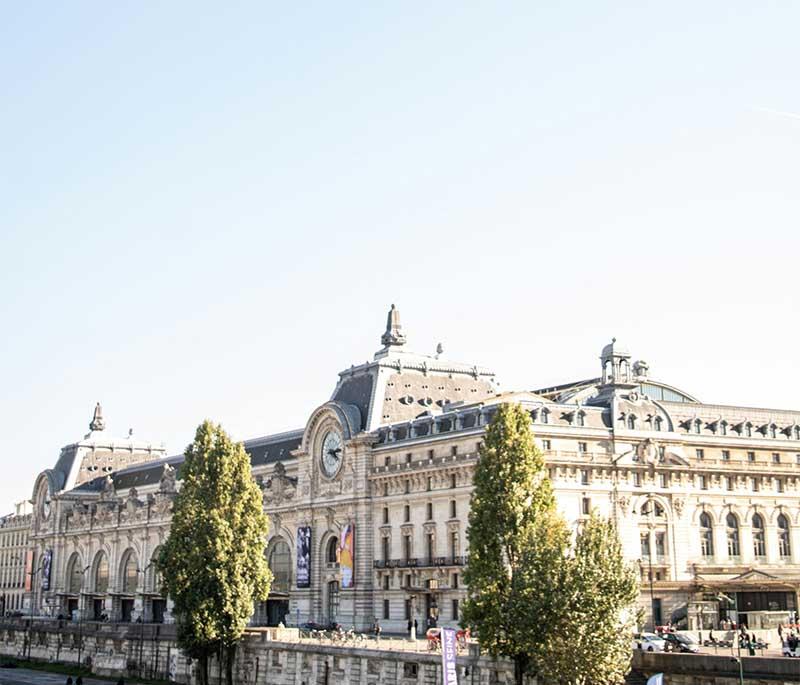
<box><xmin>118</xmin><ymin>547</ymin><xmax>139</xmax><ymax>593</ymax></box>
<box><xmin>692</xmin><ymin>503</ymin><xmax>718</xmax><ymax>526</ymax></box>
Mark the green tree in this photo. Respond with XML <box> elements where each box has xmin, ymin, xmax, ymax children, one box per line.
<box><xmin>461</xmin><ymin>403</ymin><xmax>569</xmax><ymax>685</ymax></box>
<box><xmin>538</xmin><ymin>513</ymin><xmax>639</xmax><ymax>685</ymax></box>
<box><xmin>158</xmin><ymin>421</ymin><xmax>272</xmax><ymax>685</ymax></box>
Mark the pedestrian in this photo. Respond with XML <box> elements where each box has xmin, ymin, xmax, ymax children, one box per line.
<box><xmin>778</xmin><ymin>624</ymin><xmax>783</xmax><ymax>640</ymax></box>
<box><xmin>413</xmin><ymin>618</ymin><xmax>418</xmax><ymax>636</ymax></box>
<box><xmin>407</xmin><ymin>619</ymin><xmax>412</xmax><ymax>636</ymax></box>
<box><xmin>66</xmin><ymin>678</ymin><xmax>73</xmax><ymax>685</ymax></box>
<box><xmin>709</xmin><ymin>628</ymin><xmax>714</xmax><ymax>644</ymax></box>
<box><xmin>76</xmin><ymin>678</ymin><xmax>83</xmax><ymax>685</ymax></box>
<box><xmin>374</xmin><ymin>620</ymin><xmax>381</xmax><ymax>642</ymax></box>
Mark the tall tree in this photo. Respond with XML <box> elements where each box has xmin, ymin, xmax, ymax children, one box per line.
<box><xmin>158</xmin><ymin>421</ymin><xmax>272</xmax><ymax>685</ymax></box>
<box><xmin>461</xmin><ymin>403</ymin><xmax>568</xmax><ymax>685</ymax></box>
<box><xmin>537</xmin><ymin>513</ymin><xmax>639</xmax><ymax>685</ymax></box>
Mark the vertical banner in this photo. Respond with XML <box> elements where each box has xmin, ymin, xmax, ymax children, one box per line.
<box><xmin>41</xmin><ymin>549</ymin><xmax>53</xmax><ymax>591</ymax></box>
<box><xmin>441</xmin><ymin>628</ymin><xmax>458</xmax><ymax>685</ymax></box>
<box><xmin>339</xmin><ymin>522</ymin><xmax>355</xmax><ymax>588</ymax></box>
<box><xmin>296</xmin><ymin>526</ymin><xmax>311</xmax><ymax>588</ymax></box>
<box><xmin>24</xmin><ymin>550</ymin><xmax>34</xmax><ymax>592</ymax></box>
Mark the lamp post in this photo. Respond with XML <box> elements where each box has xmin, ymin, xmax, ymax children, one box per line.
<box><xmin>25</xmin><ymin>560</ymin><xmax>47</xmax><ymax>661</ymax></box>
<box><xmin>639</xmin><ymin>503</ymin><xmax>657</xmax><ymax>631</ymax></box>
<box><xmin>76</xmin><ymin>564</ymin><xmax>91</xmax><ymax>670</ymax></box>
<box><xmin>136</xmin><ymin>563</ymin><xmax>154</xmax><ymax>680</ymax></box>
<box><xmin>718</xmin><ymin>592</ymin><xmax>744</xmax><ymax>685</ymax></box>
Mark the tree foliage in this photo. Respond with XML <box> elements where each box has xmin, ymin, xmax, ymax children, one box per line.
<box><xmin>157</xmin><ymin>421</ymin><xmax>272</xmax><ymax>685</ymax></box>
<box><xmin>461</xmin><ymin>403</ymin><xmax>567</xmax><ymax>684</ymax></box>
<box><xmin>538</xmin><ymin>513</ymin><xmax>639</xmax><ymax>685</ymax></box>
<box><xmin>462</xmin><ymin>403</ymin><xmax>639</xmax><ymax>685</ymax></box>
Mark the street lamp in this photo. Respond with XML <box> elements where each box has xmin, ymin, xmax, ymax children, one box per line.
<box><xmin>136</xmin><ymin>562</ymin><xmax>154</xmax><ymax>679</ymax></box>
<box><xmin>717</xmin><ymin>592</ymin><xmax>744</xmax><ymax>685</ymax></box>
<box><xmin>639</xmin><ymin>504</ymin><xmax>657</xmax><ymax>631</ymax></box>
<box><xmin>25</xmin><ymin>559</ymin><xmax>47</xmax><ymax>661</ymax></box>
<box><xmin>76</xmin><ymin>564</ymin><xmax>91</xmax><ymax>670</ymax></box>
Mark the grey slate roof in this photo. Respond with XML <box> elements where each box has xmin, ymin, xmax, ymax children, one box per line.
<box><xmin>68</xmin><ymin>430</ymin><xmax>303</xmax><ymax>495</ymax></box>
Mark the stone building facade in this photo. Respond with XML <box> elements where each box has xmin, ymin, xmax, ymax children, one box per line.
<box><xmin>0</xmin><ymin>500</ymin><xmax>32</xmax><ymax>615</ymax></box>
<box><xmin>20</xmin><ymin>307</ymin><xmax>800</xmax><ymax>634</ymax></box>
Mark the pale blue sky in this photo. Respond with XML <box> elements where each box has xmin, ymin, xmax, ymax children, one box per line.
<box><xmin>1</xmin><ymin>2</ymin><xmax>799</xmax><ymax>512</ymax></box>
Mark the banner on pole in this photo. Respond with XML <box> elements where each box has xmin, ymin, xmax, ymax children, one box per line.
<box><xmin>340</xmin><ymin>522</ymin><xmax>355</xmax><ymax>588</ymax></box>
<box><xmin>441</xmin><ymin>627</ymin><xmax>459</xmax><ymax>685</ymax></box>
<box><xmin>296</xmin><ymin>526</ymin><xmax>311</xmax><ymax>588</ymax></box>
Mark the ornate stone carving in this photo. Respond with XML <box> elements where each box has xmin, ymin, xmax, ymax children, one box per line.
<box><xmin>159</xmin><ymin>464</ymin><xmax>177</xmax><ymax>494</ymax></box>
<box><xmin>262</xmin><ymin>462</ymin><xmax>297</xmax><ymax>506</ymax></box>
<box><xmin>672</xmin><ymin>496</ymin><xmax>685</xmax><ymax>518</ymax></box>
<box><xmin>636</xmin><ymin>439</ymin><xmax>659</xmax><ymax>465</ymax></box>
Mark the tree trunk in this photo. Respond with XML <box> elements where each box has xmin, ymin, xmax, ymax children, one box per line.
<box><xmin>514</xmin><ymin>654</ymin><xmax>529</xmax><ymax>685</ymax></box>
<box><xmin>225</xmin><ymin>643</ymin><xmax>236</xmax><ymax>685</ymax></box>
<box><xmin>198</xmin><ymin>654</ymin><xmax>208</xmax><ymax>685</ymax></box>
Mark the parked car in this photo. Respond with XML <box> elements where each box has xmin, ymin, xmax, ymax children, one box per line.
<box><xmin>663</xmin><ymin>633</ymin><xmax>700</xmax><ymax>653</ymax></box>
<box><xmin>633</xmin><ymin>633</ymin><xmax>666</xmax><ymax>652</ymax></box>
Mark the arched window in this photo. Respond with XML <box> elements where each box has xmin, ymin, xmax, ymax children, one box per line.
<box><xmin>94</xmin><ymin>552</ymin><xmax>109</xmax><ymax>594</ymax></box>
<box><xmin>149</xmin><ymin>547</ymin><xmax>164</xmax><ymax>595</ymax></box>
<box><xmin>576</xmin><ymin>411</ymin><xmax>585</xmax><ymax>427</ymax></box>
<box><xmin>726</xmin><ymin>514</ymin><xmax>740</xmax><ymax>558</ymax></box>
<box><xmin>540</xmin><ymin>408</ymin><xmax>549</xmax><ymax>425</ymax></box>
<box><xmin>778</xmin><ymin>514</ymin><xmax>792</xmax><ymax>558</ymax></box>
<box><xmin>752</xmin><ymin>514</ymin><xmax>766</xmax><ymax>557</ymax></box>
<box><xmin>269</xmin><ymin>539</ymin><xmax>291</xmax><ymax>592</ymax></box>
<box><xmin>694</xmin><ymin>419</ymin><xmax>702</xmax><ymax>435</ymax></box>
<box><xmin>745</xmin><ymin>422</ymin><xmax>752</xmax><ymax>438</ymax></box>
<box><xmin>720</xmin><ymin>420</ymin><xmax>728</xmax><ymax>436</ymax></box>
<box><xmin>627</xmin><ymin>415</ymin><xmax>636</xmax><ymax>430</ymax></box>
<box><xmin>699</xmin><ymin>513</ymin><xmax>714</xmax><ymax>557</ymax></box>
<box><xmin>121</xmin><ymin>550</ymin><xmax>138</xmax><ymax>593</ymax></box>
<box><xmin>769</xmin><ymin>424</ymin><xmax>777</xmax><ymax>439</ymax></box>
<box><xmin>326</xmin><ymin>537</ymin><xmax>339</xmax><ymax>564</ymax></box>
<box><xmin>327</xmin><ymin>580</ymin><xmax>340</xmax><ymax>621</ymax></box>
<box><xmin>654</xmin><ymin>417</ymin><xmax>663</xmax><ymax>432</ymax></box>
<box><xmin>66</xmin><ymin>553</ymin><xmax>83</xmax><ymax>594</ymax></box>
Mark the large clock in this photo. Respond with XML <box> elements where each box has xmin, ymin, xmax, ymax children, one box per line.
<box><xmin>39</xmin><ymin>482</ymin><xmax>51</xmax><ymax>520</ymax></box>
<box><xmin>320</xmin><ymin>430</ymin><xmax>344</xmax><ymax>478</ymax></box>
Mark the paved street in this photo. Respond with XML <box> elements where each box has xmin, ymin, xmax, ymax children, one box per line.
<box><xmin>0</xmin><ymin>668</ymin><xmax>112</xmax><ymax>685</ymax></box>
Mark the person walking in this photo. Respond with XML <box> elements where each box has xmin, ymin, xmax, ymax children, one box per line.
<box><xmin>374</xmin><ymin>620</ymin><xmax>381</xmax><ymax>642</ymax></box>
<box><xmin>65</xmin><ymin>678</ymin><xmax>73</xmax><ymax>685</ymax></box>
<box><xmin>76</xmin><ymin>678</ymin><xmax>83</xmax><ymax>685</ymax></box>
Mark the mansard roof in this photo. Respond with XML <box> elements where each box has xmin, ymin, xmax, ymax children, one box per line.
<box><xmin>65</xmin><ymin>429</ymin><xmax>303</xmax><ymax>495</ymax></box>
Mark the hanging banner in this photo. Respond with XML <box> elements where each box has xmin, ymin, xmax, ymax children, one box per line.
<box><xmin>441</xmin><ymin>627</ymin><xmax>459</xmax><ymax>685</ymax></box>
<box><xmin>24</xmin><ymin>550</ymin><xmax>34</xmax><ymax>592</ymax></box>
<box><xmin>339</xmin><ymin>522</ymin><xmax>355</xmax><ymax>588</ymax></box>
<box><xmin>296</xmin><ymin>526</ymin><xmax>311</xmax><ymax>588</ymax></box>
<box><xmin>41</xmin><ymin>549</ymin><xmax>53</xmax><ymax>591</ymax></box>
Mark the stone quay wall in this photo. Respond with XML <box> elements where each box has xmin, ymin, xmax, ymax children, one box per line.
<box><xmin>632</xmin><ymin>651</ymin><xmax>800</xmax><ymax>685</ymax></box>
<box><xmin>0</xmin><ymin>619</ymin><xmax>516</xmax><ymax>684</ymax></box>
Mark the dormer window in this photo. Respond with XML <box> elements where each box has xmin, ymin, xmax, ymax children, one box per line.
<box><xmin>654</xmin><ymin>416</ymin><xmax>663</xmax><ymax>432</ymax></box>
<box><xmin>795</xmin><ymin>426</ymin><xmax>800</xmax><ymax>440</ymax></box>
<box><xmin>540</xmin><ymin>408</ymin><xmax>549</xmax><ymax>424</ymax></box>
<box><xmin>720</xmin><ymin>420</ymin><xmax>728</xmax><ymax>436</ymax></box>
<box><xmin>627</xmin><ymin>415</ymin><xmax>636</xmax><ymax>430</ymax></box>
<box><xmin>769</xmin><ymin>424</ymin><xmax>777</xmax><ymax>439</ymax></box>
<box><xmin>576</xmin><ymin>411</ymin><xmax>586</xmax><ymax>427</ymax></box>
<box><xmin>693</xmin><ymin>419</ymin><xmax>702</xmax><ymax>435</ymax></box>
<box><xmin>745</xmin><ymin>422</ymin><xmax>752</xmax><ymax>438</ymax></box>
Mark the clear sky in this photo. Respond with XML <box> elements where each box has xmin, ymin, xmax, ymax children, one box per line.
<box><xmin>1</xmin><ymin>2</ymin><xmax>799</xmax><ymax>513</ymax></box>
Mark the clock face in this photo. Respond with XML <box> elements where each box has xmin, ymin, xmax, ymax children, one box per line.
<box><xmin>39</xmin><ymin>484</ymin><xmax>51</xmax><ymax>520</ymax></box>
<box><xmin>320</xmin><ymin>430</ymin><xmax>344</xmax><ymax>478</ymax></box>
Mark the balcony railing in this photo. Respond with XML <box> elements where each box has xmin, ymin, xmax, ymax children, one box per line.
<box><xmin>373</xmin><ymin>556</ymin><xmax>468</xmax><ymax>569</ymax></box>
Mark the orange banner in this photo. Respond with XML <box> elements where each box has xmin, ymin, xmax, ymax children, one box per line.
<box><xmin>23</xmin><ymin>550</ymin><xmax>34</xmax><ymax>592</ymax></box>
